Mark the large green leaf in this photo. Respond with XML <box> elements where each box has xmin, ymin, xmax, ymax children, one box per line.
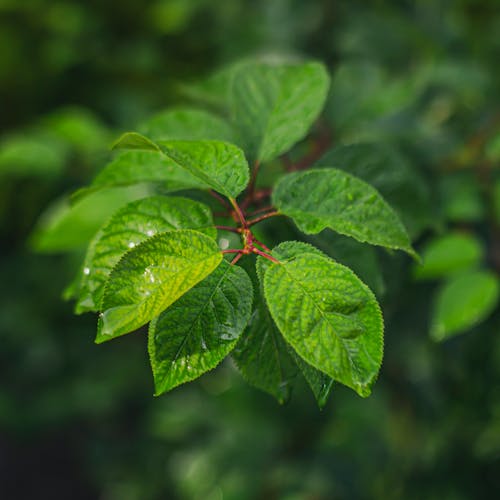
<box><xmin>273</xmin><ymin>168</ymin><xmax>416</xmax><ymax>257</ymax></box>
<box><xmin>139</xmin><ymin>107</ymin><xmax>234</xmax><ymax>142</ymax></box>
<box><xmin>317</xmin><ymin>143</ymin><xmax>433</xmax><ymax>238</ymax></box>
<box><xmin>230</xmin><ymin>61</ymin><xmax>330</xmax><ymax>162</ymax></box>
<box><xmin>96</xmin><ymin>230</ymin><xmax>222</xmax><ymax>343</ymax></box>
<box><xmin>232</xmin><ymin>298</ymin><xmax>297</xmax><ymax>404</ymax></box>
<box><xmin>77</xmin><ymin>196</ymin><xmax>216</xmax><ymax>313</ymax></box>
<box><xmin>148</xmin><ymin>261</ymin><xmax>253</xmax><ymax>395</ymax></box>
<box><xmin>111</xmin><ymin>132</ymin><xmax>249</xmax><ymax>198</ymax></box>
<box><xmin>74</xmin><ymin>150</ymin><xmax>208</xmax><ymax>201</ymax></box>
<box><xmin>263</xmin><ymin>251</ymin><xmax>383</xmax><ymax>397</ymax></box>
<box><xmin>431</xmin><ymin>270</ymin><xmax>499</xmax><ymax>341</ymax></box>
<box><xmin>157</xmin><ymin>140</ymin><xmax>249</xmax><ymax>198</ymax></box>
<box><xmin>415</xmin><ymin>232</ymin><xmax>483</xmax><ymax>280</ymax></box>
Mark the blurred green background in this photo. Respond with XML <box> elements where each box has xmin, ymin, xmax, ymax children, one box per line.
<box><xmin>1</xmin><ymin>0</ymin><xmax>500</xmax><ymax>498</ymax></box>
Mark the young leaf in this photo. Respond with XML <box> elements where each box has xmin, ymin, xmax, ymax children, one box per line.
<box><xmin>273</xmin><ymin>168</ymin><xmax>416</xmax><ymax>258</ymax></box>
<box><xmin>232</xmin><ymin>298</ymin><xmax>297</xmax><ymax>404</ymax></box>
<box><xmin>415</xmin><ymin>232</ymin><xmax>483</xmax><ymax>280</ymax></box>
<box><xmin>230</xmin><ymin>61</ymin><xmax>330</xmax><ymax>162</ymax></box>
<box><xmin>112</xmin><ymin>132</ymin><xmax>159</xmax><ymax>152</ymax></box>
<box><xmin>77</xmin><ymin>196</ymin><xmax>216</xmax><ymax>313</ymax></box>
<box><xmin>139</xmin><ymin>107</ymin><xmax>235</xmax><ymax>143</ymax></box>
<box><xmin>263</xmin><ymin>251</ymin><xmax>384</xmax><ymax>397</ymax></box>
<box><xmin>148</xmin><ymin>261</ymin><xmax>253</xmax><ymax>395</ymax></box>
<box><xmin>157</xmin><ymin>140</ymin><xmax>249</xmax><ymax>198</ymax></box>
<box><xmin>96</xmin><ymin>230</ymin><xmax>222</xmax><ymax>343</ymax></box>
<box><xmin>74</xmin><ymin>150</ymin><xmax>208</xmax><ymax>201</ymax></box>
<box><xmin>431</xmin><ymin>270</ymin><xmax>499</xmax><ymax>341</ymax></box>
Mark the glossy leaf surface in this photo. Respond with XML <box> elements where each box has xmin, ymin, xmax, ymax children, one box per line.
<box><xmin>77</xmin><ymin>196</ymin><xmax>216</xmax><ymax>313</ymax></box>
<box><xmin>230</xmin><ymin>61</ymin><xmax>330</xmax><ymax>162</ymax></box>
<box><xmin>75</xmin><ymin>150</ymin><xmax>207</xmax><ymax>200</ymax></box>
<box><xmin>158</xmin><ymin>140</ymin><xmax>249</xmax><ymax>198</ymax></box>
<box><xmin>149</xmin><ymin>261</ymin><xmax>253</xmax><ymax>395</ymax></box>
<box><xmin>96</xmin><ymin>230</ymin><xmax>222</xmax><ymax>343</ymax></box>
<box><xmin>273</xmin><ymin>168</ymin><xmax>415</xmax><ymax>257</ymax></box>
<box><xmin>263</xmin><ymin>251</ymin><xmax>383</xmax><ymax>397</ymax></box>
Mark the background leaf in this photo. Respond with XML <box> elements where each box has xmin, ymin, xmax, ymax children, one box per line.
<box><xmin>30</xmin><ymin>185</ymin><xmax>150</xmax><ymax>252</ymax></box>
<box><xmin>415</xmin><ymin>232</ymin><xmax>484</xmax><ymax>280</ymax></box>
<box><xmin>139</xmin><ymin>107</ymin><xmax>235</xmax><ymax>142</ymax></box>
<box><xmin>431</xmin><ymin>270</ymin><xmax>499</xmax><ymax>341</ymax></box>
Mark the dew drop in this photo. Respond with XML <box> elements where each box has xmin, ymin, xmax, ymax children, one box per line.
<box><xmin>219</xmin><ymin>238</ymin><xmax>230</xmax><ymax>250</ymax></box>
<box><xmin>146</xmin><ymin>229</ymin><xmax>155</xmax><ymax>237</ymax></box>
<box><xmin>128</xmin><ymin>241</ymin><xmax>136</xmax><ymax>248</ymax></box>
<box><xmin>83</xmin><ymin>267</ymin><xmax>90</xmax><ymax>275</ymax></box>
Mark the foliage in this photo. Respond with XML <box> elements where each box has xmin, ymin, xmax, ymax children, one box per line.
<box><xmin>2</xmin><ymin>0</ymin><xmax>500</xmax><ymax>498</ymax></box>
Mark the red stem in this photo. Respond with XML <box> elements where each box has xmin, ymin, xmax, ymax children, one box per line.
<box><xmin>229</xmin><ymin>197</ymin><xmax>247</xmax><ymax>227</ymax></box>
<box><xmin>252</xmin><ymin>247</ymin><xmax>280</xmax><ymax>264</ymax></box>
<box><xmin>230</xmin><ymin>252</ymin><xmax>244</xmax><ymax>265</ymax></box>
<box><xmin>253</xmin><ymin>238</ymin><xmax>271</xmax><ymax>252</ymax></box>
<box><xmin>247</xmin><ymin>210</ymin><xmax>280</xmax><ymax>226</ymax></box>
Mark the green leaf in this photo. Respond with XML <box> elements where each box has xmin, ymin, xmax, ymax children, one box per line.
<box><xmin>31</xmin><ymin>185</ymin><xmax>150</xmax><ymax>252</ymax></box>
<box><xmin>431</xmin><ymin>270</ymin><xmax>499</xmax><ymax>341</ymax></box>
<box><xmin>263</xmin><ymin>251</ymin><xmax>383</xmax><ymax>397</ymax></box>
<box><xmin>96</xmin><ymin>230</ymin><xmax>222</xmax><ymax>343</ymax></box>
<box><xmin>77</xmin><ymin>196</ymin><xmax>216</xmax><ymax>313</ymax></box>
<box><xmin>287</xmin><ymin>348</ymin><xmax>334</xmax><ymax>409</ymax></box>
<box><xmin>256</xmin><ymin>240</ymin><xmax>327</xmax><ymax>283</ymax></box>
<box><xmin>230</xmin><ymin>61</ymin><xmax>330</xmax><ymax>162</ymax></box>
<box><xmin>232</xmin><ymin>298</ymin><xmax>297</xmax><ymax>404</ymax></box>
<box><xmin>273</xmin><ymin>168</ymin><xmax>416</xmax><ymax>258</ymax></box>
<box><xmin>317</xmin><ymin>143</ymin><xmax>433</xmax><ymax>238</ymax></box>
<box><xmin>310</xmin><ymin>232</ymin><xmax>385</xmax><ymax>297</ymax></box>
<box><xmin>148</xmin><ymin>261</ymin><xmax>253</xmax><ymax>395</ymax></box>
<box><xmin>73</xmin><ymin>150</ymin><xmax>207</xmax><ymax>201</ymax></box>
<box><xmin>157</xmin><ymin>140</ymin><xmax>249</xmax><ymax>198</ymax></box>
<box><xmin>0</xmin><ymin>133</ymin><xmax>67</xmax><ymax>178</ymax></box>
<box><xmin>112</xmin><ymin>132</ymin><xmax>159</xmax><ymax>152</ymax></box>
<box><xmin>139</xmin><ymin>107</ymin><xmax>234</xmax><ymax>142</ymax></box>
<box><xmin>415</xmin><ymin>232</ymin><xmax>483</xmax><ymax>280</ymax></box>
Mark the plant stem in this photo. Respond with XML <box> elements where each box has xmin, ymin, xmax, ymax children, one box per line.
<box><xmin>229</xmin><ymin>197</ymin><xmax>247</xmax><ymax>227</ymax></box>
<box><xmin>230</xmin><ymin>252</ymin><xmax>244</xmax><ymax>265</ymax></box>
<box><xmin>247</xmin><ymin>210</ymin><xmax>280</xmax><ymax>226</ymax></box>
<box><xmin>252</xmin><ymin>247</ymin><xmax>280</xmax><ymax>263</ymax></box>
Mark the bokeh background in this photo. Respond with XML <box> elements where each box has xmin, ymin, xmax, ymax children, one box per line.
<box><xmin>1</xmin><ymin>0</ymin><xmax>500</xmax><ymax>498</ymax></box>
